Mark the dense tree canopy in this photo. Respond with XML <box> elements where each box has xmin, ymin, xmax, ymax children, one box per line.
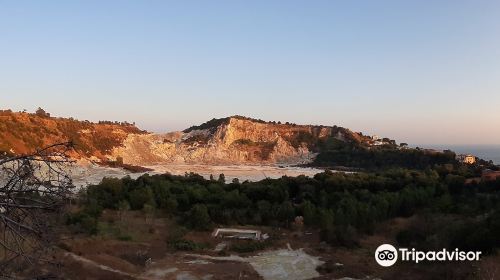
<box><xmin>70</xmin><ymin>163</ymin><xmax>500</xmax><ymax>251</ymax></box>
<box><xmin>312</xmin><ymin>138</ymin><xmax>460</xmax><ymax>170</ymax></box>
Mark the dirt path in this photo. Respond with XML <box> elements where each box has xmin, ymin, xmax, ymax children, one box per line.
<box><xmin>186</xmin><ymin>247</ymin><xmax>324</xmax><ymax>280</ymax></box>
<box><xmin>65</xmin><ymin>252</ymin><xmax>147</xmax><ymax>279</ymax></box>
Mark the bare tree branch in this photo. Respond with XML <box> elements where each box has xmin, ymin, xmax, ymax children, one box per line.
<box><xmin>0</xmin><ymin>142</ymin><xmax>75</xmax><ymax>275</ymax></box>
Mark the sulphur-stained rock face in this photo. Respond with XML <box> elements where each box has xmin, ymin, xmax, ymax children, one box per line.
<box><xmin>0</xmin><ymin>111</ymin><xmax>369</xmax><ymax>166</ymax></box>
<box><xmin>110</xmin><ymin>116</ymin><xmax>363</xmax><ymax>165</ymax></box>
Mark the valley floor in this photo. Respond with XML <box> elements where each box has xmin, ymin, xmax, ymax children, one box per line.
<box><xmin>16</xmin><ymin>211</ymin><xmax>497</xmax><ymax>280</ymax></box>
<box><xmin>70</xmin><ymin>163</ymin><xmax>326</xmax><ymax>187</ymax></box>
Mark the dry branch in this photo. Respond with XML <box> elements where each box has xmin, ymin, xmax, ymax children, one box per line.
<box><xmin>0</xmin><ymin>142</ymin><xmax>75</xmax><ymax>273</ymax></box>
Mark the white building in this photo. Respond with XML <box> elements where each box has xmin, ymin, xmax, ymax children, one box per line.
<box><xmin>212</xmin><ymin>228</ymin><xmax>262</xmax><ymax>240</ymax></box>
<box><xmin>457</xmin><ymin>154</ymin><xmax>476</xmax><ymax>164</ymax></box>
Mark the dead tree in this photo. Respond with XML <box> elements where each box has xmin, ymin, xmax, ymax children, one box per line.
<box><xmin>0</xmin><ymin>143</ymin><xmax>75</xmax><ymax>273</ymax></box>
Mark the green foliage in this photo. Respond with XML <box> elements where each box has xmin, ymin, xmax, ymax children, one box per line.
<box><xmin>287</xmin><ymin>131</ymin><xmax>316</xmax><ymax>149</ymax></box>
<box><xmin>230</xmin><ymin>240</ymin><xmax>272</xmax><ymax>253</ymax></box>
<box><xmin>277</xmin><ymin>201</ymin><xmax>295</xmax><ymax>228</ymax></box>
<box><xmin>79</xmin><ymin>167</ymin><xmax>500</xmax><ymax>251</ymax></box>
<box><xmin>302</xmin><ymin>200</ymin><xmax>317</xmax><ymax>225</ymax></box>
<box><xmin>448</xmin><ymin>209</ymin><xmax>500</xmax><ymax>253</ymax></box>
<box><xmin>88</xmin><ymin>177</ymin><xmax>125</xmax><ymax>209</ymax></box>
<box><xmin>183</xmin><ymin>134</ymin><xmax>210</xmax><ymax>144</ymax></box>
<box><xmin>66</xmin><ymin>212</ymin><xmax>99</xmax><ymax>235</ymax></box>
<box><xmin>166</xmin><ymin>225</ymin><xmax>188</xmax><ymax>242</ymax></box>
<box><xmin>313</xmin><ymin>138</ymin><xmax>458</xmax><ymax>170</ymax></box>
<box><xmin>186</xmin><ymin>204</ymin><xmax>212</xmax><ymax>230</ymax></box>
<box><xmin>118</xmin><ymin>200</ymin><xmax>131</xmax><ymax>212</ymax></box>
<box><xmin>218</xmin><ymin>173</ymin><xmax>225</xmax><ymax>184</ymax></box>
<box><xmin>232</xmin><ymin>139</ymin><xmax>277</xmax><ymax>160</ymax></box>
<box><xmin>143</xmin><ymin>203</ymin><xmax>155</xmax><ymax>215</ymax></box>
<box><xmin>35</xmin><ymin>107</ymin><xmax>50</xmax><ymax>117</ymax></box>
<box><xmin>128</xmin><ymin>187</ymin><xmax>155</xmax><ymax>210</ymax></box>
<box><xmin>183</xmin><ymin>117</ymin><xmax>230</xmax><ymax>133</ymax></box>
<box><xmin>117</xmin><ymin>234</ymin><xmax>133</xmax><ymax>241</ymax></box>
<box><xmin>167</xmin><ymin>239</ymin><xmax>208</xmax><ymax>251</ymax></box>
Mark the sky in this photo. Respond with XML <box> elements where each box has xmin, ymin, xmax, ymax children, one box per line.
<box><xmin>1</xmin><ymin>0</ymin><xmax>499</xmax><ymax>145</ymax></box>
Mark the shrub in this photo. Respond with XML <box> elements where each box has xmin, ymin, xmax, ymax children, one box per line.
<box><xmin>229</xmin><ymin>240</ymin><xmax>271</xmax><ymax>253</ymax></box>
<box><xmin>117</xmin><ymin>234</ymin><xmax>133</xmax><ymax>241</ymax></box>
<box><xmin>66</xmin><ymin>212</ymin><xmax>98</xmax><ymax>235</ymax></box>
<box><xmin>166</xmin><ymin>225</ymin><xmax>188</xmax><ymax>242</ymax></box>
<box><xmin>167</xmin><ymin>239</ymin><xmax>208</xmax><ymax>251</ymax></box>
<box><xmin>186</xmin><ymin>204</ymin><xmax>212</xmax><ymax>230</ymax></box>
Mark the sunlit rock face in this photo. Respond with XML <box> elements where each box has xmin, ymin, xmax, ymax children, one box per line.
<box><xmin>111</xmin><ymin>116</ymin><xmax>362</xmax><ymax>165</ymax></box>
<box><xmin>0</xmin><ymin>110</ymin><xmax>144</xmax><ymax>160</ymax></box>
<box><xmin>0</xmin><ymin>111</ymin><xmax>367</xmax><ymax>166</ymax></box>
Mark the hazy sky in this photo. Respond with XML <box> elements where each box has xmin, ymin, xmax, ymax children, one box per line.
<box><xmin>1</xmin><ymin>1</ymin><xmax>499</xmax><ymax>145</ymax></box>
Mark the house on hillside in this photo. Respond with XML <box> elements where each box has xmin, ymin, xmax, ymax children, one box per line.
<box><xmin>457</xmin><ymin>154</ymin><xmax>476</xmax><ymax>164</ymax></box>
<box><xmin>482</xmin><ymin>170</ymin><xmax>500</xmax><ymax>181</ymax></box>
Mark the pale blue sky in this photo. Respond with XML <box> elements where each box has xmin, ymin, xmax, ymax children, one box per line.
<box><xmin>1</xmin><ymin>1</ymin><xmax>499</xmax><ymax>145</ymax></box>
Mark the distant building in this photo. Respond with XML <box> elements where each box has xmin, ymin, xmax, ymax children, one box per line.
<box><xmin>457</xmin><ymin>154</ymin><xmax>476</xmax><ymax>164</ymax></box>
<box><xmin>372</xmin><ymin>141</ymin><xmax>383</xmax><ymax>146</ymax></box>
<box><xmin>482</xmin><ymin>170</ymin><xmax>500</xmax><ymax>181</ymax></box>
<box><xmin>369</xmin><ymin>136</ymin><xmax>381</xmax><ymax>146</ymax></box>
<box><xmin>465</xmin><ymin>170</ymin><xmax>500</xmax><ymax>185</ymax></box>
<box><xmin>212</xmin><ymin>228</ymin><xmax>262</xmax><ymax>240</ymax></box>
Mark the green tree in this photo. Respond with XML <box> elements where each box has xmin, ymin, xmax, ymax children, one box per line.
<box><xmin>87</xmin><ymin>177</ymin><xmax>125</xmax><ymax>209</ymax></box>
<box><xmin>302</xmin><ymin>200</ymin><xmax>317</xmax><ymax>225</ymax></box>
<box><xmin>318</xmin><ymin>209</ymin><xmax>335</xmax><ymax>243</ymax></box>
<box><xmin>218</xmin><ymin>173</ymin><xmax>226</xmax><ymax>184</ymax></box>
<box><xmin>277</xmin><ymin>201</ymin><xmax>295</xmax><ymax>228</ymax></box>
<box><xmin>256</xmin><ymin>200</ymin><xmax>272</xmax><ymax>224</ymax></box>
<box><xmin>128</xmin><ymin>187</ymin><xmax>154</xmax><ymax>210</ymax></box>
<box><xmin>187</xmin><ymin>204</ymin><xmax>211</xmax><ymax>230</ymax></box>
<box><xmin>35</xmin><ymin>107</ymin><xmax>50</xmax><ymax>117</ymax></box>
<box><xmin>143</xmin><ymin>203</ymin><xmax>156</xmax><ymax>226</ymax></box>
<box><xmin>117</xmin><ymin>200</ymin><xmax>130</xmax><ymax>223</ymax></box>
<box><xmin>164</xmin><ymin>198</ymin><xmax>178</xmax><ymax>215</ymax></box>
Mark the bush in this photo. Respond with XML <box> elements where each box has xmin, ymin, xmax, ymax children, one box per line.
<box><xmin>186</xmin><ymin>204</ymin><xmax>212</xmax><ymax>230</ymax></box>
<box><xmin>117</xmin><ymin>234</ymin><xmax>133</xmax><ymax>241</ymax></box>
<box><xmin>167</xmin><ymin>239</ymin><xmax>208</xmax><ymax>251</ymax></box>
<box><xmin>166</xmin><ymin>225</ymin><xmax>188</xmax><ymax>242</ymax></box>
<box><xmin>66</xmin><ymin>212</ymin><xmax>98</xmax><ymax>235</ymax></box>
<box><xmin>128</xmin><ymin>187</ymin><xmax>155</xmax><ymax>210</ymax></box>
<box><xmin>229</xmin><ymin>240</ymin><xmax>271</xmax><ymax>253</ymax></box>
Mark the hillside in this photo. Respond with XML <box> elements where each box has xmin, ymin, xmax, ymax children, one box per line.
<box><xmin>0</xmin><ymin>110</ymin><xmax>369</xmax><ymax>165</ymax></box>
<box><xmin>0</xmin><ymin>109</ymin><xmax>145</xmax><ymax>160</ymax></box>
<box><xmin>110</xmin><ymin>116</ymin><xmax>370</xmax><ymax>165</ymax></box>
<box><xmin>1</xmin><ymin>110</ymin><xmax>461</xmax><ymax>169</ymax></box>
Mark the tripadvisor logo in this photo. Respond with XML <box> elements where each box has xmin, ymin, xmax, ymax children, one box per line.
<box><xmin>375</xmin><ymin>244</ymin><xmax>398</xmax><ymax>267</ymax></box>
<box><xmin>375</xmin><ymin>244</ymin><xmax>482</xmax><ymax>267</ymax></box>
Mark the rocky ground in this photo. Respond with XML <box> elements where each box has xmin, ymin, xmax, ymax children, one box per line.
<box><xmin>70</xmin><ymin>162</ymin><xmax>326</xmax><ymax>188</ymax></box>
<box><xmin>20</xmin><ymin>211</ymin><xmax>327</xmax><ymax>280</ymax></box>
<box><xmin>12</xmin><ymin>209</ymin><xmax>499</xmax><ymax>280</ymax></box>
